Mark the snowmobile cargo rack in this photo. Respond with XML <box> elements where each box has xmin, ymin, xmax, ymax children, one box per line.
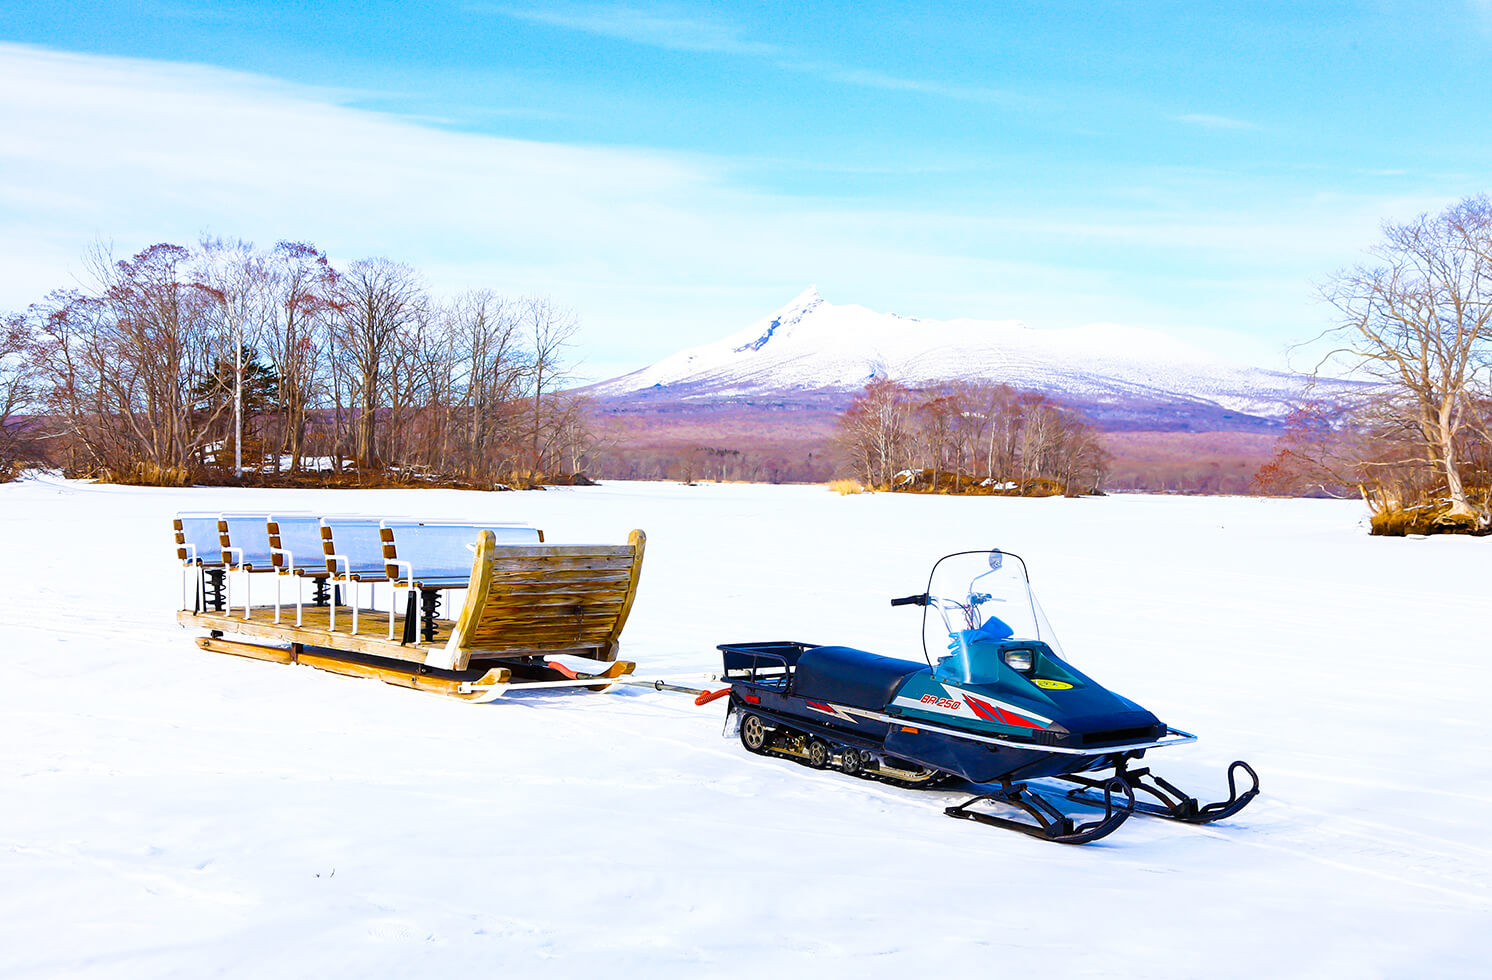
<box><xmin>177</xmin><ymin>514</ymin><xmax>646</xmax><ymax>702</ymax></box>
<box><xmin>719</xmin><ymin>641</ymin><xmax>817</xmax><ymax>685</ymax></box>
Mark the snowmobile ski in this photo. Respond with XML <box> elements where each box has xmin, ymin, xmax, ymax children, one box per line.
<box><xmin>1061</xmin><ymin>760</ymin><xmax>1260</xmax><ymax>824</ymax></box>
<box><xmin>945</xmin><ymin>777</ymin><xmax>1135</xmax><ymax>845</ymax></box>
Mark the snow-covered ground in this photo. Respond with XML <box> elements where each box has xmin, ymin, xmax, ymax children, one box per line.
<box><xmin>2</xmin><ymin>476</ymin><xmax>1488</xmax><ymax>978</ymax></box>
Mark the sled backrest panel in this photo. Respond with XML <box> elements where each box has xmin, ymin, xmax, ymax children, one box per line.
<box><xmin>174</xmin><ymin>514</ymin><xmax>223</xmax><ymax>566</ymax></box>
<box><xmin>219</xmin><ymin>514</ymin><xmax>277</xmax><ymax>570</ymax></box>
<box><xmin>268</xmin><ymin>516</ymin><xmax>329</xmax><ymax>575</ymax></box>
<box><xmin>446</xmin><ymin>529</ymin><xmax>646</xmax><ymax>665</ymax></box>
<box><xmin>320</xmin><ymin>518</ymin><xmax>390</xmax><ymax>579</ymax></box>
<box><xmin>380</xmin><ymin>521</ymin><xmax>542</xmax><ymax>585</ymax></box>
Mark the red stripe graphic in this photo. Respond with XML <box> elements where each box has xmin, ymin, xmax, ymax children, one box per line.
<box><xmin>965</xmin><ymin>693</ymin><xmax>1044</xmax><ymax>730</ymax></box>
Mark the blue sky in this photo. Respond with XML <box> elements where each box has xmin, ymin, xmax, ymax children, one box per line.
<box><xmin>3</xmin><ymin>1</ymin><xmax>1491</xmax><ymax>379</ymax></box>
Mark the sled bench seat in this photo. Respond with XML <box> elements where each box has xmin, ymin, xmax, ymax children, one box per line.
<box><xmin>219</xmin><ymin>512</ymin><xmax>315</xmax><ymax>619</ymax></box>
<box><xmin>319</xmin><ymin>516</ymin><xmax>397</xmax><ymax>633</ymax></box>
<box><xmin>177</xmin><ymin>511</ymin><xmax>309</xmax><ymax>614</ymax></box>
<box><xmin>267</xmin><ymin>515</ymin><xmax>337</xmax><ymax>625</ymax></box>
<box><xmin>381</xmin><ymin>520</ymin><xmax>542</xmax><ymax>587</ymax></box>
<box><xmin>174</xmin><ymin>512</ymin><xmax>226</xmax><ymax>612</ymax></box>
<box><xmin>379</xmin><ymin>521</ymin><xmax>544</xmax><ymax>641</ymax></box>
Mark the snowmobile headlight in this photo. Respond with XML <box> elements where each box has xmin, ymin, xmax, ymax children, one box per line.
<box><xmin>1003</xmin><ymin>649</ymin><xmax>1033</xmax><ymax>672</ymax></box>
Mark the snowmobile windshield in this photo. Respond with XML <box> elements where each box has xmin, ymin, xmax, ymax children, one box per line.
<box><xmin>921</xmin><ymin>550</ymin><xmax>1069</xmax><ymax>685</ymax></box>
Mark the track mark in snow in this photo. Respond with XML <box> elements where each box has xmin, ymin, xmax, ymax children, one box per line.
<box><xmin>1184</xmin><ymin>816</ymin><xmax>1492</xmax><ymax>907</ymax></box>
<box><xmin>1262</xmin><ymin>766</ymin><xmax>1492</xmax><ymax>807</ymax></box>
<box><xmin>366</xmin><ymin>919</ymin><xmax>430</xmax><ymax>944</ymax></box>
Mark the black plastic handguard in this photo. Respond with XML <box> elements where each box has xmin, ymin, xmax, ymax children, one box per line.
<box><xmin>889</xmin><ymin>593</ymin><xmax>929</xmax><ymax>607</ymax></box>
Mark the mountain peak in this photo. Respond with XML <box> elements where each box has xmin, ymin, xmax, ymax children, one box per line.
<box><xmin>783</xmin><ymin>284</ymin><xmax>822</xmax><ymax>310</ymax></box>
<box><xmin>734</xmin><ymin>286</ymin><xmax>825</xmax><ymax>353</ymax></box>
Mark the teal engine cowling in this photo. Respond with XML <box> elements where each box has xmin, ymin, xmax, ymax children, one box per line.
<box><xmin>791</xmin><ymin>638</ymin><xmax>1166</xmax><ymax>783</ymax></box>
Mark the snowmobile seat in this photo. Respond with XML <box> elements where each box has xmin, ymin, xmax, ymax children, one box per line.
<box><xmin>793</xmin><ymin>645</ymin><xmax>929</xmax><ymax>711</ymax></box>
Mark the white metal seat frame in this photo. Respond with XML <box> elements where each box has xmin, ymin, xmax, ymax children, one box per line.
<box><xmin>379</xmin><ymin>520</ymin><xmax>542</xmax><ymax>640</ymax></box>
<box><xmin>220</xmin><ymin>513</ymin><xmax>308</xmax><ymax>621</ymax></box>
<box><xmin>267</xmin><ymin>515</ymin><xmax>331</xmax><ymax>625</ymax></box>
<box><xmin>321</xmin><ymin>517</ymin><xmax>395</xmax><ymax>634</ymax></box>
<box><xmin>174</xmin><ymin>512</ymin><xmax>225</xmax><ymax>613</ymax></box>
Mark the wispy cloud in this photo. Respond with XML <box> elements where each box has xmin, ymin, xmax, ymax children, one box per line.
<box><xmin>490</xmin><ymin>3</ymin><xmax>1023</xmax><ymax>105</ymax></box>
<box><xmin>1174</xmin><ymin>112</ymin><xmax>1262</xmax><ymax>131</ymax></box>
<box><xmin>492</xmin><ymin>3</ymin><xmax>779</xmax><ymax>56</ymax></box>
<box><xmin>818</xmin><ymin>66</ymin><xmax>1022</xmax><ymax>106</ymax></box>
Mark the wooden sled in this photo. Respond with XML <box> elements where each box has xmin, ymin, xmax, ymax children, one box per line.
<box><xmin>178</xmin><ymin>526</ymin><xmax>646</xmax><ymax>702</ymax></box>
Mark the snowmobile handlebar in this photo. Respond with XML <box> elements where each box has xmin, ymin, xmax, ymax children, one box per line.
<box><xmin>889</xmin><ymin>593</ymin><xmax>929</xmax><ymax>607</ymax></box>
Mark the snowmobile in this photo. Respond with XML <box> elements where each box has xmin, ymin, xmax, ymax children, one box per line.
<box><xmin>715</xmin><ymin>548</ymin><xmax>1258</xmax><ymax>844</ymax></box>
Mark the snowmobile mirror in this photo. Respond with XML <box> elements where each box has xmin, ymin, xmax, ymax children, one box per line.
<box><xmin>988</xmin><ymin>550</ymin><xmax>1003</xmax><ymax>570</ymax></box>
<box><xmin>1003</xmin><ymin>649</ymin><xmax>1034</xmax><ymax>672</ymax></box>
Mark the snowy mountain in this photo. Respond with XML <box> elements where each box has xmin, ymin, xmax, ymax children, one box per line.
<box><xmin>587</xmin><ymin>287</ymin><xmax>1342</xmax><ymax>431</ymax></box>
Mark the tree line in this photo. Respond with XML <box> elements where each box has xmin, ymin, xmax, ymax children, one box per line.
<box><xmin>1256</xmin><ymin>195</ymin><xmax>1492</xmax><ymax>533</ymax></box>
<box><xmin>0</xmin><ymin>239</ymin><xmax>598</xmax><ymax>486</ymax></box>
<box><xmin>834</xmin><ymin>377</ymin><xmax>1108</xmax><ymax>495</ymax></box>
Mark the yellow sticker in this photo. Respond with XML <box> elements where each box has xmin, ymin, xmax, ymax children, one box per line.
<box><xmin>1033</xmin><ymin>679</ymin><xmax>1073</xmax><ymax>690</ymax></box>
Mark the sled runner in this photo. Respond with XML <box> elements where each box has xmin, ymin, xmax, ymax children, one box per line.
<box><xmin>714</xmin><ymin>548</ymin><xmax>1258</xmax><ymax>844</ymax></box>
<box><xmin>177</xmin><ymin>514</ymin><xmax>646</xmax><ymax>701</ymax></box>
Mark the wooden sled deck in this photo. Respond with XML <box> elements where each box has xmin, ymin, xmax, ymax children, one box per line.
<box><xmin>177</xmin><ymin>521</ymin><xmax>646</xmax><ymax>702</ymax></box>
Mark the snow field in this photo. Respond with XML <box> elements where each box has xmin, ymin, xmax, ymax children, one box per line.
<box><xmin>0</xmin><ymin>477</ymin><xmax>1488</xmax><ymax>977</ymax></box>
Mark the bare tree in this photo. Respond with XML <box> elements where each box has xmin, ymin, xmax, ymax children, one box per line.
<box><xmin>447</xmin><ymin>290</ymin><xmax>527</xmax><ymax>482</ymax></box>
<box><xmin>1321</xmin><ymin>196</ymin><xmax>1492</xmax><ymax>526</ymax></box>
<box><xmin>548</xmin><ymin>392</ymin><xmax>601</xmax><ymax>477</ymax></box>
<box><xmin>0</xmin><ymin>312</ymin><xmax>41</xmax><ymax>477</ymax></box>
<box><xmin>522</xmin><ymin>296</ymin><xmax>578</xmax><ymax>478</ymax></box>
<box><xmin>836</xmin><ymin>377</ymin><xmax>913</xmax><ymax>488</ymax></box>
<box><xmin>36</xmin><ymin>244</ymin><xmax>226</xmax><ymax>478</ymax></box>
<box><xmin>193</xmin><ymin>238</ymin><xmax>271</xmax><ymax>477</ymax></box>
<box><xmin>263</xmin><ymin>242</ymin><xmax>338</xmax><ymax>474</ymax></box>
<box><xmin>914</xmin><ymin>389</ymin><xmax>960</xmax><ymax>490</ymax></box>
